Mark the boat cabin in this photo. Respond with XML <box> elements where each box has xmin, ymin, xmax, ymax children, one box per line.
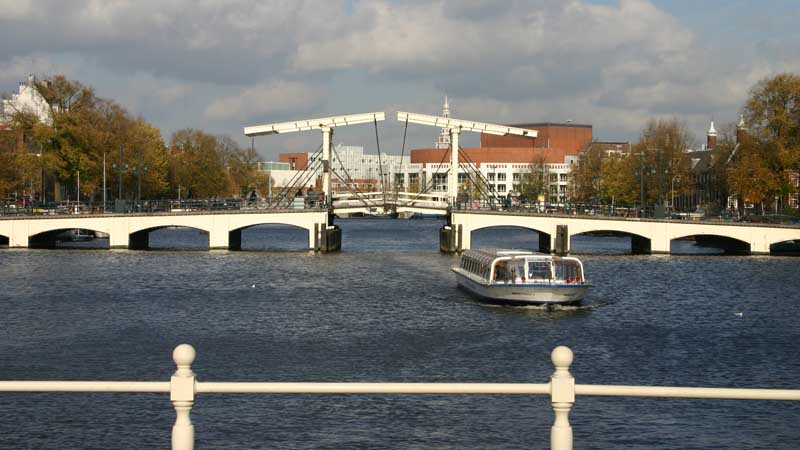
<box><xmin>458</xmin><ymin>249</ymin><xmax>585</xmax><ymax>284</ymax></box>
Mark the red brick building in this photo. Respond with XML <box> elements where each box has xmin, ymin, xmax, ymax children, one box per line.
<box><xmin>410</xmin><ymin>122</ymin><xmax>593</xmax><ymax>165</ymax></box>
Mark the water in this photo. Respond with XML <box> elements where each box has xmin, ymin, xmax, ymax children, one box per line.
<box><xmin>1</xmin><ymin>219</ymin><xmax>799</xmax><ymax>449</ymax></box>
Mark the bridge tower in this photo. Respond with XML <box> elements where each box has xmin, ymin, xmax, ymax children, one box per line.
<box><xmin>397</xmin><ymin>111</ymin><xmax>536</xmax><ymax>252</ymax></box>
<box><xmin>245</xmin><ymin>112</ymin><xmax>385</xmax><ymax>252</ymax></box>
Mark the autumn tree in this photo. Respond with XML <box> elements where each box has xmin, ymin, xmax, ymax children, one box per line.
<box><xmin>631</xmin><ymin>118</ymin><xmax>693</xmax><ymax>208</ymax></box>
<box><xmin>3</xmin><ymin>75</ymin><xmax>170</xmax><ymax>204</ymax></box>
<box><xmin>731</xmin><ymin>73</ymin><xmax>800</xmax><ymax>211</ymax></box>
<box><xmin>518</xmin><ymin>154</ymin><xmax>549</xmax><ymax>202</ymax></box>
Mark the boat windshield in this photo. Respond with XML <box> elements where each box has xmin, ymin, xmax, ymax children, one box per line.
<box><xmin>527</xmin><ymin>260</ymin><xmax>552</xmax><ymax>281</ymax></box>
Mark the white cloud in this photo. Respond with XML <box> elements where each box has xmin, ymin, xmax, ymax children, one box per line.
<box><xmin>204</xmin><ymin>80</ymin><xmax>324</xmax><ymax>121</ymax></box>
<box><xmin>0</xmin><ymin>0</ymin><xmax>797</xmax><ymax>146</ymax></box>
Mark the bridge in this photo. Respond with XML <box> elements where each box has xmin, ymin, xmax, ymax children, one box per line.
<box><xmin>0</xmin><ymin>209</ymin><xmax>331</xmax><ymax>251</ymax></box>
<box><xmin>331</xmin><ymin>191</ymin><xmax>448</xmax><ymax>215</ymax></box>
<box><xmin>445</xmin><ymin>209</ymin><xmax>800</xmax><ymax>255</ymax></box>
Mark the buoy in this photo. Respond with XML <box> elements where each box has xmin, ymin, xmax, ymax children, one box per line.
<box><xmin>251</xmin><ymin>284</ymin><xmax>256</xmax><ymax>288</ymax></box>
<box><xmin>734</xmin><ymin>312</ymin><xmax>743</xmax><ymax>317</ymax></box>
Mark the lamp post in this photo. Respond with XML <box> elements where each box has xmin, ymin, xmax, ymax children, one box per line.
<box><xmin>133</xmin><ymin>160</ymin><xmax>149</xmax><ymax>212</ymax></box>
<box><xmin>671</xmin><ymin>174</ymin><xmax>681</xmax><ymax>214</ymax></box>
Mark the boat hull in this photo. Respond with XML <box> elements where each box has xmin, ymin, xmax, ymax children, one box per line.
<box><xmin>453</xmin><ymin>269</ymin><xmax>588</xmax><ymax>306</ymax></box>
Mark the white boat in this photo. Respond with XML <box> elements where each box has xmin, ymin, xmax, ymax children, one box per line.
<box><xmin>452</xmin><ymin>248</ymin><xmax>590</xmax><ymax>306</ymax></box>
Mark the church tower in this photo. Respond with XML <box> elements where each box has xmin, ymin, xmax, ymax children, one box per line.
<box><xmin>707</xmin><ymin>120</ymin><xmax>717</xmax><ymax>150</ymax></box>
<box><xmin>435</xmin><ymin>96</ymin><xmax>451</xmax><ymax>149</ymax></box>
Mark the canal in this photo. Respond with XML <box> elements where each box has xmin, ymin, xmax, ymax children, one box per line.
<box><xmin>0</xmin><ymin>219</ymin><xmax>798</xmax><ymax>449</ymax></box>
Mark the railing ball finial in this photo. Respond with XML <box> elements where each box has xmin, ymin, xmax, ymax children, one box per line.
<box><xmin>173</xmin><ymin>344</ymin><xmax>196</xmax><ymax>376</ymax></box>
<box><xmin>551</xmin><ymin>346</ymin><xmax>573</xmax><ymax>374</ymax></box>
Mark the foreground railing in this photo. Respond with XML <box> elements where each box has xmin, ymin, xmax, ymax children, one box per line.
<box><xmin>1</xmin><ymin>345</ymin><xmax>798</xmax><ymax>449</ymax></box>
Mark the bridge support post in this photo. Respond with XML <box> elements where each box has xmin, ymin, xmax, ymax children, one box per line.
<box><xmin>129</xmin><ymin>230</ymin><xmax>149</xmax><ymax>250</ymax></box>
<box><xmin>310</xmin><ymin>224</ymin><xmax>319</xmax><ymax>251</ymax></box>
<box><xmin>209</xmin><ymin>228</ymin><xmax>229</xmax><ymax>250</ymax></box>
<box><xmin>8</xmin><ymin>223</ymin><xmax>29</xmax><ymax>248</ymax></box>
<box><xmin>555</xmin><ymin>225</ymin><xmax>569</xmax><ymax>255</ymax></box>
<box><xmin>322</xmin><ymin>225</ymin><xmax>341</xmax><ymax>252</ymax></box>
<box><xmin>229</xmin><ymin>229</ymin><xmax>242</xmax><ymax>251</ymax></box>
<box><xmin>440</xmin><ymin>225</ymin><xmax>456</xmax><ymax>253</ymax></box>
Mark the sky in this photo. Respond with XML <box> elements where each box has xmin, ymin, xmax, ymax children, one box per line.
<box><xmin>1</xmin><ymin>0</ymin><xmax>798</xmax><ymax>160</ymax></box>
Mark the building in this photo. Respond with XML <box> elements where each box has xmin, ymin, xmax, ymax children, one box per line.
<box><xmin>390</xmin><ymin>99</ymin><xmax>594</xmax><ymax>203</ymax></box>
<box><xmin>278</xmin><ymin>143</ymin><xmax>410</xmax><ymax>192</ymax></box>
<box><xmin>1</xmin><ymin>74</ymin><xmax>53</xmax><ymax>126</ymax></box>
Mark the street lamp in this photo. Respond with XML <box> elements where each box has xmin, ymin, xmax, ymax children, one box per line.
<box><xmin>133</xmin><ymin>160</ymin><xmax>149</xmax><ymax>212</ymax></box>
<box><xmin>671</xmin><ymin>174</ymin><xmax>681</xmax><ymax>214</ymax></box>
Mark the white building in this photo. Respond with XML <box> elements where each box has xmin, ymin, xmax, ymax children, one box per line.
<box><xmin>388</xmin><ymin>160</ymin><xmax>576</xmax><ymax>203</ymax></box>
<box><xmin>300</xmin><ymin>144</ymin><xmax>410</xmax><ymax>191</ymax></box>
<box><xmin>1</xmin><ymin>75</ymin><xmax>53</xmax><ymax>126</ymax></box>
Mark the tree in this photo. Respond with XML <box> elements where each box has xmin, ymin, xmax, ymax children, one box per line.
<box><xmin>518</xmin><ymin>154</ymin><xmax>549</xmax><ymax>202</ymax></box>
<box><xmin>632</xmin><ymin>118</ymin><xmax>693</xmax><ymax>208</ymax></box>
<box><xmin>738</xmin><ymin>73</ymin><xmax>800</xmax><ymax>210</ymax></box>
<box><xmin>168</xmin><ymin>129</ymin><xmax>230</xmax><ymax>199</ymax></box>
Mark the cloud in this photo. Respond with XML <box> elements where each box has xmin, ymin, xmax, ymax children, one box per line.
<box><xmin>204</xmin><ymin>80</ymin><xmax>324</xmax><ymax>121</ymax></box>
<box><xmin>0</xmin><ymin>0</ymin><xmax>798</xmax><ymax>150</ymax></box>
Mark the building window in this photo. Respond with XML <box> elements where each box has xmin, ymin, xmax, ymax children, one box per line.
<box><xmin>513</xmin><ymin>173</ymin><xmax>520</xmax><ymax>182</ymax></box>
<box><xmin>497</xmin><ymin>184</ymin><xmax>506</xmax><ymax>192</ymax></box>
<box><xmin>560</xmin><ymin>174</ymin><xmax>568</xmax><ymax>182</ymax></box>
<box><xmin>488</xmin><ymin>173</ymin><xmax>495</xmax><ymax>181</ymax></box>
<box><xmin>550</xmin><ymin>173</ymin><xmax>558</xmax><ymax>183</ymax></box>
<box><xmin>498</xmin><ymin>173</ymin><xmax>506</xmax><ymax>181</ymax></box>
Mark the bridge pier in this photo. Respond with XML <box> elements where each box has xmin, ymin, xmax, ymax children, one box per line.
<box><xmin>209</xmin><ymin>228</ymin><xmax>229</xmax><ymax>250</ymax></box>
<box><xmin>312</xmin><ymin>223</ymin><xmax>341</xmax><ymax>252</ymax></box>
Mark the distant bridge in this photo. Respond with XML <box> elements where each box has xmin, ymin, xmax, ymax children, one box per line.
<box><xmin>0</xmin><ymin>209</ymin><xmax>330</xmax><ymax>251</ymax></box>
<box><xmin>331</xmin><ymin>191</ymin><xmax>448</xmax><ymax>215</ymax></box>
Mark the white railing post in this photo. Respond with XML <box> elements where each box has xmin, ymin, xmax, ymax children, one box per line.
<box><xmin>550</xmin><ymin>346</ymin><xmax>575</xmax><ymax>450</ymax></box>
<box><xmin>171</xmin><ymin>344</ymin><xmax>196</xmax><ymax>450</ymax></box>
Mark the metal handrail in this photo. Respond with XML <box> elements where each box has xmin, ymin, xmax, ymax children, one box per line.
<box><xmin>1</xmin><ymin>344</ymin><xmax>798</xmax><ymax>450</ymax></box>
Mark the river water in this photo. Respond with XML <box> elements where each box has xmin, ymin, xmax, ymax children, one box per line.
<box><xmin>0</xmin><ymin>219</ymin><xmax>798</xmax><ymax>449</ymax></box>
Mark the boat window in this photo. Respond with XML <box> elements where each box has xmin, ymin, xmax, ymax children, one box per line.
<box><xmin>528</xmin><ymin>261</ymin><xmax>552</xmax><ymax>280</ymax></box>
<box><xmin>555</xmin><ymin>261</ymin><xmax>580</xmax><ymax>281</ymax></box>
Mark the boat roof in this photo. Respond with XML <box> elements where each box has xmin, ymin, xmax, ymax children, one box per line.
<box><xmin>462</xmin><ymin>248</ymin><xmax>550</xmax><ymax>260</ymax></box>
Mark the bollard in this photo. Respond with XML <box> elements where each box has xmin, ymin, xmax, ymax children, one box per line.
<box><xmin>550</xmin><ymin>346</ymin><xmax>575</xmax><ymax>450</ymax></box>
<box><xmin>171</xmin><ymin>344</ymin><xmax>196</xmax><ymax>450</ymax></box>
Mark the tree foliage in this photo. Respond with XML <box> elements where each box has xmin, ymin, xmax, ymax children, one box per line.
<box><xmin>1</xmin><ymin>74</ymin><xmax>268</xmax><ymax>203</ymax></box>
<box><xmin>729</xmin><ymin>73</ymin><xmax>800</xmax><ymax>210</ymax></box>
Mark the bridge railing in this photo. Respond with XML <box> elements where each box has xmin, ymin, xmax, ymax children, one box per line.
<box><xmin>0</xmin><ymin>198</ymin><xmax>325</xmax><ymax>217</ymax></box>
<box><xmin>1</xmin><ymin>344</ymin><xmax>797</xmax><ymax>450</ymax></box>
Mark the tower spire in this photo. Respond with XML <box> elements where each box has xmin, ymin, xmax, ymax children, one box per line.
<box><xmin>707</xmin><ymin>120</ymin><xmax>717</xmax><ymax>150</ymax></box>
<box><xmin>436</xmin><ymin>96</ymin><xmax>452</xmax><ymax>149</ymax></box>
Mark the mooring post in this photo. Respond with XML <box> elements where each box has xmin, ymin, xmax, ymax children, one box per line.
<box><xmin>550</xmin><ymin>346</ymin><xmax>575</xmax><ymax>450</ymax></box>
<box><xmin>171</xmin><ymin>344</ymin><xmax>196</xmax><ymax>450</ymax></box>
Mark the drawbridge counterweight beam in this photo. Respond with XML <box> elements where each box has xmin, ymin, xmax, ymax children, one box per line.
<box><xmin>396</xmin><ymin>112</ymin><xmax>537</xmax><ymax>204</ymax></box>
<box><xmin>244</xmin><ymin>112</ymin><xmax>386</xmax><ymax>211</ymax></box>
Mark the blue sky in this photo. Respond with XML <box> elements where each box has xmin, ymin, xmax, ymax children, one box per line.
<box><xmin>1</xmin><ymin>0</ymin><xmax>797</xmax><ymax>159</ymax></box>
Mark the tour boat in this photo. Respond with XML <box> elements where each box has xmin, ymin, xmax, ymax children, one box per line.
<box><xmin>452</xmin><ymin>248</ymin><xmax>590</xmax><ymax>306</ymax></box>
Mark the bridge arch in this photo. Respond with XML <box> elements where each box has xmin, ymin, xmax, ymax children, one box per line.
<box><xmin>127</xmin><ymin>224</ymin><xmax>212</xmax><ymax>250</ymax></box>
<box><xmin>769</xmin><ymin>239</ymin><xmax>800</xmax><ymax>255</ymax></box>
<box><xmin>670</xmin><ymin>233</ymin><xmax>751</xmax><ymax>255</ymax></box>
<box><xmin>229</xmin><ymin>222</ymin><xmax>314</xmax><ymax>251</ymax></box>
<box><xmin>471</xmin><ymin>224</ymin><xmax>554</xmax><ymax>253</ymax></box>
<box><xmin>0</xmin><ymin>233</ymin><xmax>8</xmax><ymax>247</ymax></box>
<box><xmin>569</xmin><ymin>229</ymin><xmax>652</xmax><ymax>254</ymax></box>
<box><xmin>28</xmin><ymin>227</ymin><xmax>111</xmax><ymax>249</ymax></box>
